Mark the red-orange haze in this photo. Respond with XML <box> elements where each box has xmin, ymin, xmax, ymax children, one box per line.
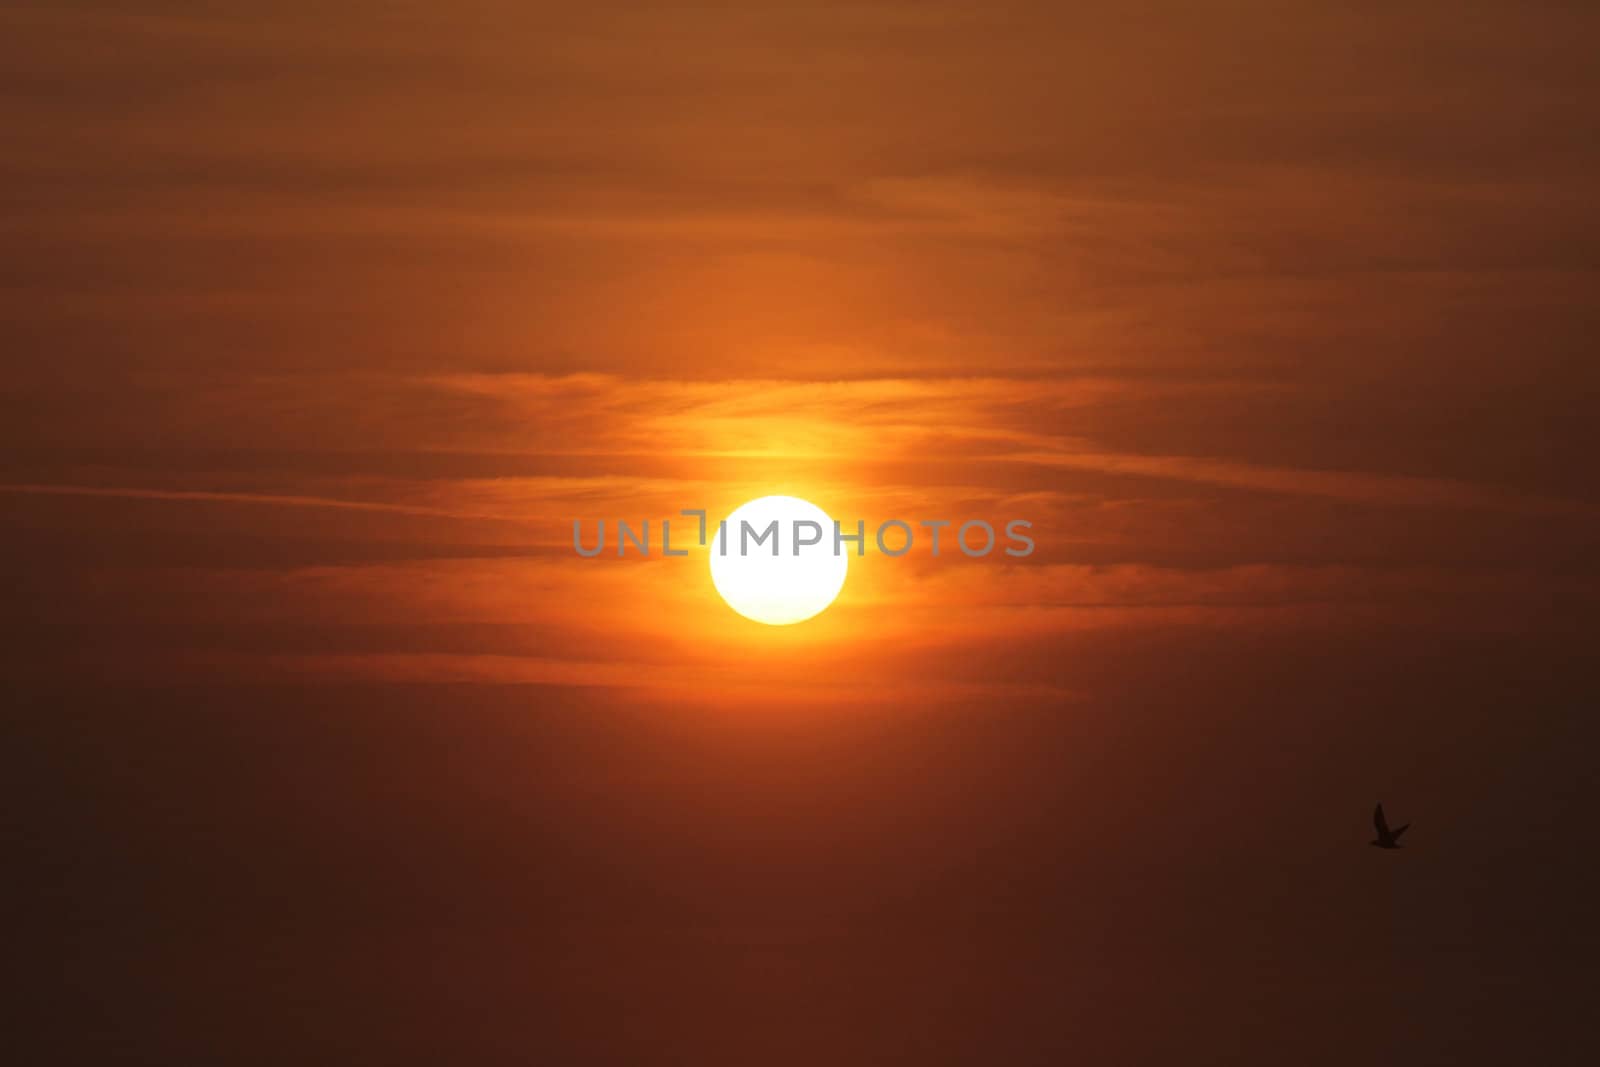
<box><xmin>4</xmin><ymin>2</ymin><xmax>1598</xmax><ymax>1064</ymax></box>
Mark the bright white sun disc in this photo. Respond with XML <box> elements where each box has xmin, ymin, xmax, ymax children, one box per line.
<box><xmin>709</xmin><ymin>495</ymin><xmax>848</xmax><ymax>625</ymax></box>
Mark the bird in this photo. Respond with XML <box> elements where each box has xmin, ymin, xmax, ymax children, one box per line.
<box><xmin>1370</xmin><ymin>803</ymin><xmax>1409</xmax><ymax>849</ymax></box>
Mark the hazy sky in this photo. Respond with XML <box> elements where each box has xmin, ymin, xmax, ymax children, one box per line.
<box><xmin>6</xmin><ymin>2</ymin><xmax>1599</xmax><ymax>1063</ymax></box>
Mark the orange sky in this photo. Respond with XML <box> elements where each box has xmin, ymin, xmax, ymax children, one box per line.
<box><xmin>6</xmin><ymin>2</ymin><xmax>1600</xmax><ymax>1063</ymax></box>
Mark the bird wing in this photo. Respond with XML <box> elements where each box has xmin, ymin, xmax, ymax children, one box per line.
<box><xmin>1373</xmin><ymin>804</ymin><xmax>1390</xmax><ymax>836</ymax></box>
<box><xmin>1391</xmin><ymin>823</ymin><xmax>1410</xmax><ymax>840</ymax></box>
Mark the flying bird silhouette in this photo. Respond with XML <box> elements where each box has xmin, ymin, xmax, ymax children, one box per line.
<box><xmin>1370</xmin><ymin>803</ymin><xmax>1409</xmax><ymax>849</ymax></box>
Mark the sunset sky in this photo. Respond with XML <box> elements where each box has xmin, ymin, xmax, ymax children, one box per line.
<box><xmin>7</xmin><ymin>2</ymin><xmax>1599</xmax><ymax>1063</ymax></box>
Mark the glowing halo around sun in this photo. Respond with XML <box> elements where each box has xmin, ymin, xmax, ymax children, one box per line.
<box><xmin>709</xmin><ymin>495</ymin><xmax>848</xmax><ymax>625</ymax></box>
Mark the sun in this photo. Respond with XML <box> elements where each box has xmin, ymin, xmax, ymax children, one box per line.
<box><xmin>709</xmin><ymin>495</ymin><xmax>848</xmax><ymax>625</ymax></box>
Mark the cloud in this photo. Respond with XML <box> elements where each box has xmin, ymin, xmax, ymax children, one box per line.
<box><xmin>0</xmin><ymin>482</ymin><xmax>517</xmax><ymax>520</ymax></box>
